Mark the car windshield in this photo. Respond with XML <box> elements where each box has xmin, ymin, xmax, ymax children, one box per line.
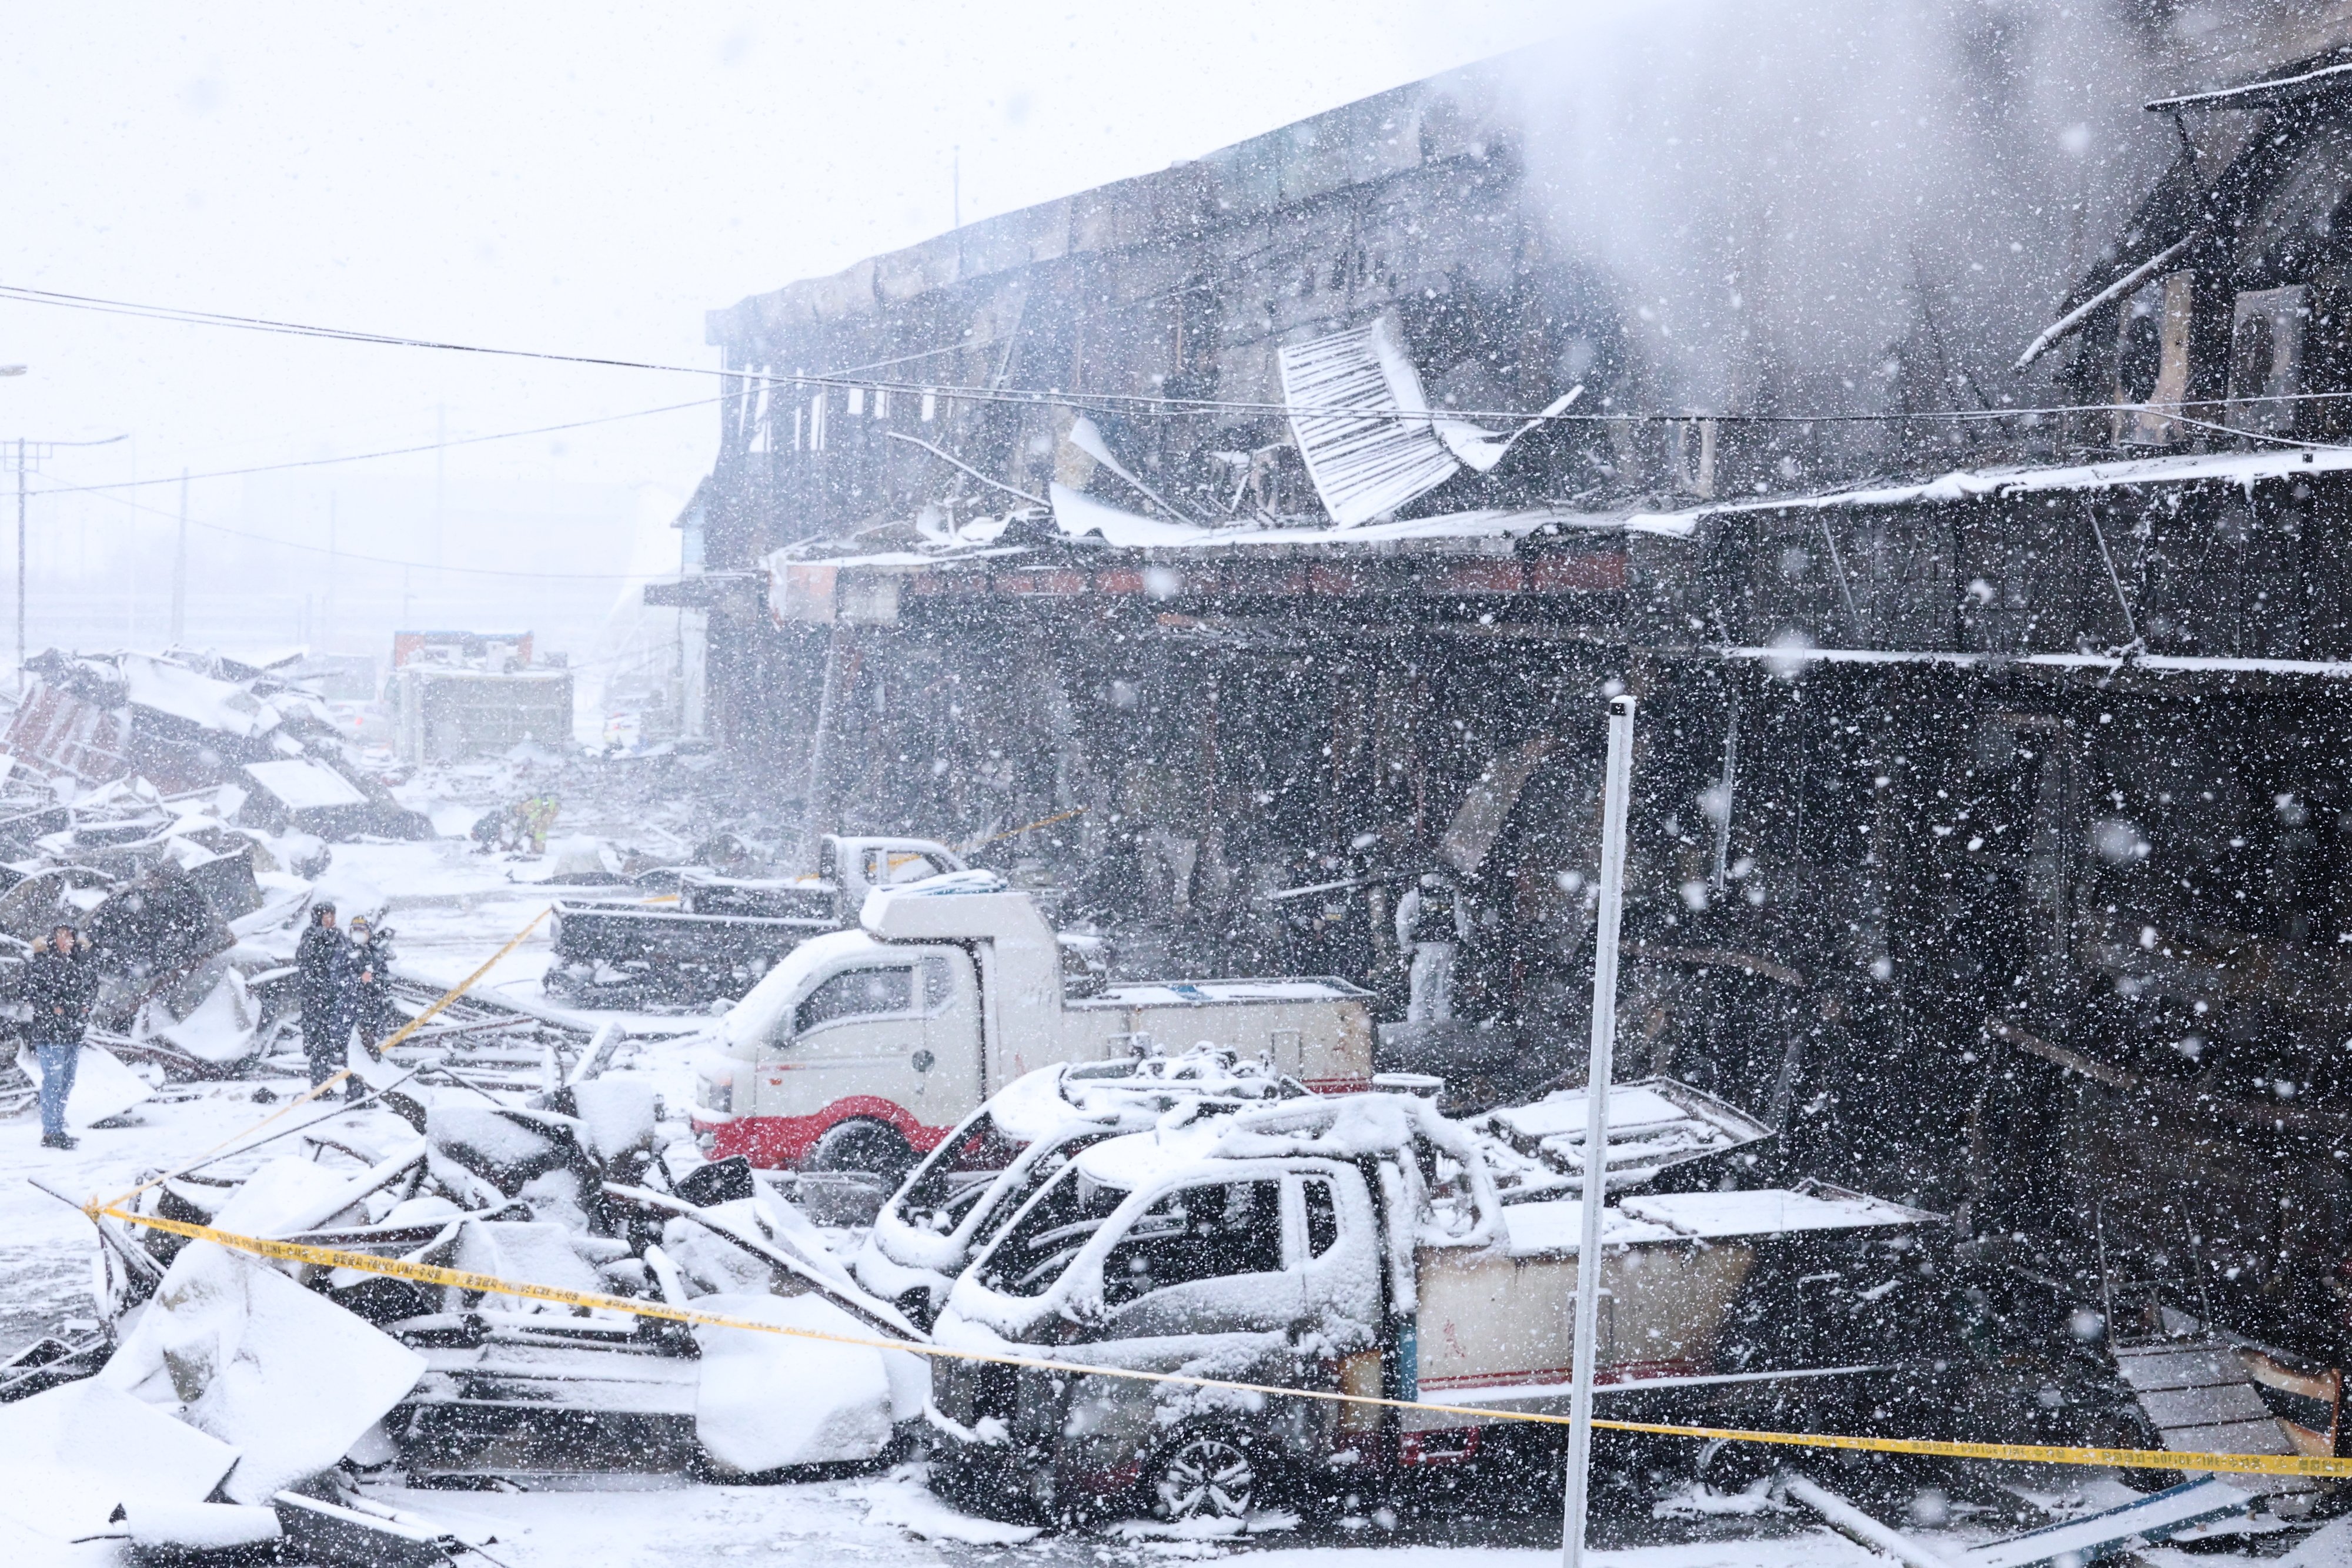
<box><xmin>893</xmin><ymin>1112</ymin><xmax>1024</xmax><ymax>1235</ymax></box>
<box><xmin>974</xmin><ymin>1164</ymin><xmax>1131</xmax><ymax>1298</ymax></box>
<box><xmin>965</xmin><ymin>1129</ymin><xmax>1118</xmax><ymax>1253</ymax></box>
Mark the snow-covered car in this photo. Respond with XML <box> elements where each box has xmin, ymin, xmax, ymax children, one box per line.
<box><xmin>852</xmin><ymin>1051</ymin><xmax>1308</xmax><ymax>1326</ymax></box>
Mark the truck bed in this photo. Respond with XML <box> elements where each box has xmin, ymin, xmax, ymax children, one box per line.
<box><xmin>1406</xmin><ymin>1186</ymin><xmax>1940</xmax><ymax>1425</ymax></box>
<box><xmin>1067</xmin><ymin>975</ymin><xmax>1374</xmax><ymax>1089</ymax></box>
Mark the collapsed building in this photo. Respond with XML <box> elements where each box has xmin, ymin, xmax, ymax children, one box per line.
<box><xmin>654</xmin><ymin>22</ymin><xmax>2352</xmax><ymax>1457</ymax></box>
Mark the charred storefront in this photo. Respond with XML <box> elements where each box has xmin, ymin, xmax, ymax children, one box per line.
<box><xmin>659</xmin><ymin>41</ymin><xmax>2352</xmax><ymax>1436</ymax></box>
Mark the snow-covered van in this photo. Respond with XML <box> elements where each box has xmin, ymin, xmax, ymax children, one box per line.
<box><xmin>690</xmin><ymin>872</ymin><xmax>1374</xmax><ymax>1176</ymax></box>
<box><xmin>924</xmin><ymin>1091</ymin><xmax>1945</xmax><ymax>1526</ymax></box>
<box><xmin>853</xmin><ymin>1052</ymin><xmax>1308</xmax><ymax>1327</ymax></box>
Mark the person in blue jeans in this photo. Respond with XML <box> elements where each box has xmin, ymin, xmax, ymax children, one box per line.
<box><xmin>25</xmin><ymin>924</ymin><xmax>96</xmax><ymax>1150</ymax></box>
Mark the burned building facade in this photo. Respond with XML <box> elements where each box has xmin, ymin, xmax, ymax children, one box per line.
<box><xmin>664</xmin><ymin>28</ymin><xmax>2352</xmax><ymax>1431</ymax></box>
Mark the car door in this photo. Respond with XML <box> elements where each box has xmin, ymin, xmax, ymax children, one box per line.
<box><xmin>1091</xmin><ymin>1175</ymin><xmax>1301</xmax><ymax>1347</ymax></box>
<box><xmin>914</xmin><ymin>947</ymin><xmax>983</xmax><ymax>1128</ymax></box>
<box><xmin>766</xmin><ymin>957</ymin><xmax>926</xmax><ymax>1118</ymax></box>
<box><xmin>765</xmin><ymin>950</ymin><xmax>981</xmax><ymax>1132</ymax></box>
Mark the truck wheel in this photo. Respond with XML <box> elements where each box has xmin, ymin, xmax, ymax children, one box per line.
<box><xmin>1145</xmin><ymin>1428</ymin><xmax>1261</xmax><ymax>1524</ymax></box>
<box><xmin>806</xmin><ymin>1118</ymin><xmax>917</xmax><ymax>1186</ymax></box>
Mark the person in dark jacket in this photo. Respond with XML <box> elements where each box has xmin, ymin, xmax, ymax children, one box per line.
<box><xmin>346</xmin><ymin>917</ymin><xmax>396</xmax><ymax>1099</ymax></box>
<box><xmin>25</xmin><ymin>924</ymin><xmax>97</xmax><ymax>1149</ymax></box>
<box><xmin>295</xmin><ymin>902</ymin><xmax>355</xmax><ymax>1091</ymax></box>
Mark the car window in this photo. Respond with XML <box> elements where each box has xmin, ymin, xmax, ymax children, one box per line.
<box><xmin>967</xmin><ymin>1131</ymin><xmax>1116</xmax><ymax>1251</ymax></box>
<box><xmin>1302</xmin><ymin>1176</ymin><xmax>1340</xmax><ymax>1258</ymax></box>
<box><xmin>795</xmin><ymin>965</ymin><xmax>914</xmax><ymax>1033</ymax></box>
<box><xmin>919</xmin><ymin>954</ymin><xmax>954</xmax><ymax>1012</ymax></box>
<box><xmin>894</xmin><ymin>1112</ymin><xmax>1023</xmax><ymax>1231</ymax></box>
<box><xmin>868</xmin><ymin>849</ymin><xmax>946</xmax><ymax>885</ymax></box>
<box><xmin>976</xmin><ymin>1166</ymin><xmax>1131</xmax><ymax>1298</ymax></box>
<box><xmin>1100</xmin><ymin>1179</ymin><xmax>1284</xmax><ymax>1309</ymax></box>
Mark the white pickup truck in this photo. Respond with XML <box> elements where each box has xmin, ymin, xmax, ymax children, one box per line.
<box><xmin>924</xmin><ymin>1089</ymin><xmax>1945</xmax><ymax>1527</ymax></box>
<box><xmin>690</xmin><ymin>872</ymin><xmax>1374</xmax><ymax>1177</ymax></box>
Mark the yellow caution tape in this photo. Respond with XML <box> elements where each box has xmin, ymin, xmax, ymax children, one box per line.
<box><xmin>373</xmin><ymin>906</ymin><xmax>555</xmax><ymax>1056</ymax></box>
<box><xmin>961</xmin><ymin>805</ymin><xmax>1086</xmax><ymax>854</ymax></box>
<box><xmin>83</xmin><ymin>1204</ymin><xmax>2352</xmax><ymax>1480</ymax></box>
<box><xmin>101</xmin><ymin>908</ymin><xmax>553</xmax><ymax>1213</ymax></box>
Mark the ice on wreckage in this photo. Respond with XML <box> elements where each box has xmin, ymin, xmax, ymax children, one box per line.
<box><xmin>690</xmin><ymin>1291</ymin><xmax>923</xmax><ymax>1474</ymax></box>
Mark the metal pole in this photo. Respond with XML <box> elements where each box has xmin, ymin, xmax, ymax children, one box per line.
<box><xmin>1562</xmin><ymin>692</ymin><xmax>1636</xmax><ymax>1568</ymax></box>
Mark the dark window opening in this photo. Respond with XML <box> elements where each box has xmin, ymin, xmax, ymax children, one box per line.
<box><xmin>1101</xmin><ymin>1179</ymin><xmax>1284</xmax><ymax>1309</ymax></box>
<box><xmin>977</xmin><ymin>1167</ymin><xmax>1130</xmax><ymax>1298</ymax></box>
<box><xmin>1303</xmin><ymin>1177</ymin><xmax>1340</xmax><ymax>1258</ymax></box>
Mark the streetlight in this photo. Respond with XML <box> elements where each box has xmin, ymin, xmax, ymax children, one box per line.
<box><xmin>4</xmin><ymin>430</ymin><xmax>126</xmax><ymax>673</ymax></box>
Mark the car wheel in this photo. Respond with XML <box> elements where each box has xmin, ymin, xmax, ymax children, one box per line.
<box><xmin>1147</xmin><ymin>1429</ymin><xmax>1260</xmax><ymax>1524</ymax></box>
<box><xmin>806</xmin><ymin>1117</ymin><xmax>917</xmax><ymax>1185</ymax></box>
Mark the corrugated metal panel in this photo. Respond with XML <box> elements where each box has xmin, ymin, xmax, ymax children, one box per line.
<box><xmin>3</xmin><ymin>680</ymin><xmax>132</xmax><ymax>783</ymax></box>
<box><xmin>1279</xmin><ymin>316</ymin><xmax>1458</xmax><ymax>527</ymax></box>
<box><xmin>2112</xmin><ymin>1338</ymin><xmax>2313</xmax><ymax>1500</ymax></box>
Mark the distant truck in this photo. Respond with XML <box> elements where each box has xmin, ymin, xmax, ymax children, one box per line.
<box><xmin>546</xmin><ymin>835</ymin><xmax>968</xmax><ymax>1008</ymax></box>
<box><xmin>924</xmin><ymin>1090</ymin><xmax>1945</xmax><ymax>1527</ymax></box>
<box><xmin>690</xmin><ymin>872</ymin><xmax>1375</xmax><ymax>1179</ymax></box>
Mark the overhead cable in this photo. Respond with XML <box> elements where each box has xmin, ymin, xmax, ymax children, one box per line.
<box><xmin>9</xmin><ymin>278</ymin><xmax>2352</xmax><ymax>433</ymax></box>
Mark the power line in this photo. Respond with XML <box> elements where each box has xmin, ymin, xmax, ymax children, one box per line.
<box><xmin>63</xmin><ymin>395</ymin><xmax>724</xmax><ymax>492</ymax></box>
<box><xmin>18</xmin><ymin>277</ymin><xmax>2348</xmax><ymax>433</ymax></box>
<box><xmin>14</xmin><ymin>278</ymin><xmax>2352</xmax><ymax>439</ymax></box>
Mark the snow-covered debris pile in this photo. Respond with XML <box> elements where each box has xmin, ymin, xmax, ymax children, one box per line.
<box><xmin>2</xmin><ymin>646</ymin><xmax>430</xmax><ymax>840</ymax></box>
<box><xmin>1466</xmin><ymin>1075</ymin><xmax>1775</xmax><ymax>1202</ymax></box>
<box><xmin>21</xmin><ymin>1058</ymin><xmax>930</xmax><ymax>1496</ymax></box>
<box><xmin>0</xmin><ymin>771</ymin><xmax>328</xmax><ymax>1085</ymax></box>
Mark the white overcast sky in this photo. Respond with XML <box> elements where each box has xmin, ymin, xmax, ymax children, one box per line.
<box><xmin>1</xmin><ymin>2</ymin><xmax>1564</xmax><ymax>548</ymax></box>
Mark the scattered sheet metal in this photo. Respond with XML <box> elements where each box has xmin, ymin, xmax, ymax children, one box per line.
<box><xmin>1279</xmin><ymin>315</ymin><xmax>1461</xmax><ymax>526</ymax></box>
<box><xmin>1962</xmin><ymin>1477</ymin><xmax>2249</xmax><ymax>1566</ymax></box>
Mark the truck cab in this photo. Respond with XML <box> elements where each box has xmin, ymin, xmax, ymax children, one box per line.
<box><xmin>691</xmin><ymin>872</ymin><xmax>1374</xmax><ymax>1178</ymax></box>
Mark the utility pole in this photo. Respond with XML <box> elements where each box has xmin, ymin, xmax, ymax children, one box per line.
<box><xmin>170</xmin><ymin>468</ymin><xmax>189</xmax><ymax>646</ymax></box>
<box><xmin>14</xmin><ymin>437</ymin><xmax>25</xmax><ymax>673</ymax></box>
<box><xmin>325</xmin><ymin>492</ymin><xmax>338</xmax><ymax>650</ymax></box>
<box><xmin>1</xmin><ymin>431</ymin><xmax>123</xmax><ymax>676</ymax></box>
<box><xmin>433</xmin><ymin>402</ymin><xmax>446</xmax><ymax>570</ymax></box>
